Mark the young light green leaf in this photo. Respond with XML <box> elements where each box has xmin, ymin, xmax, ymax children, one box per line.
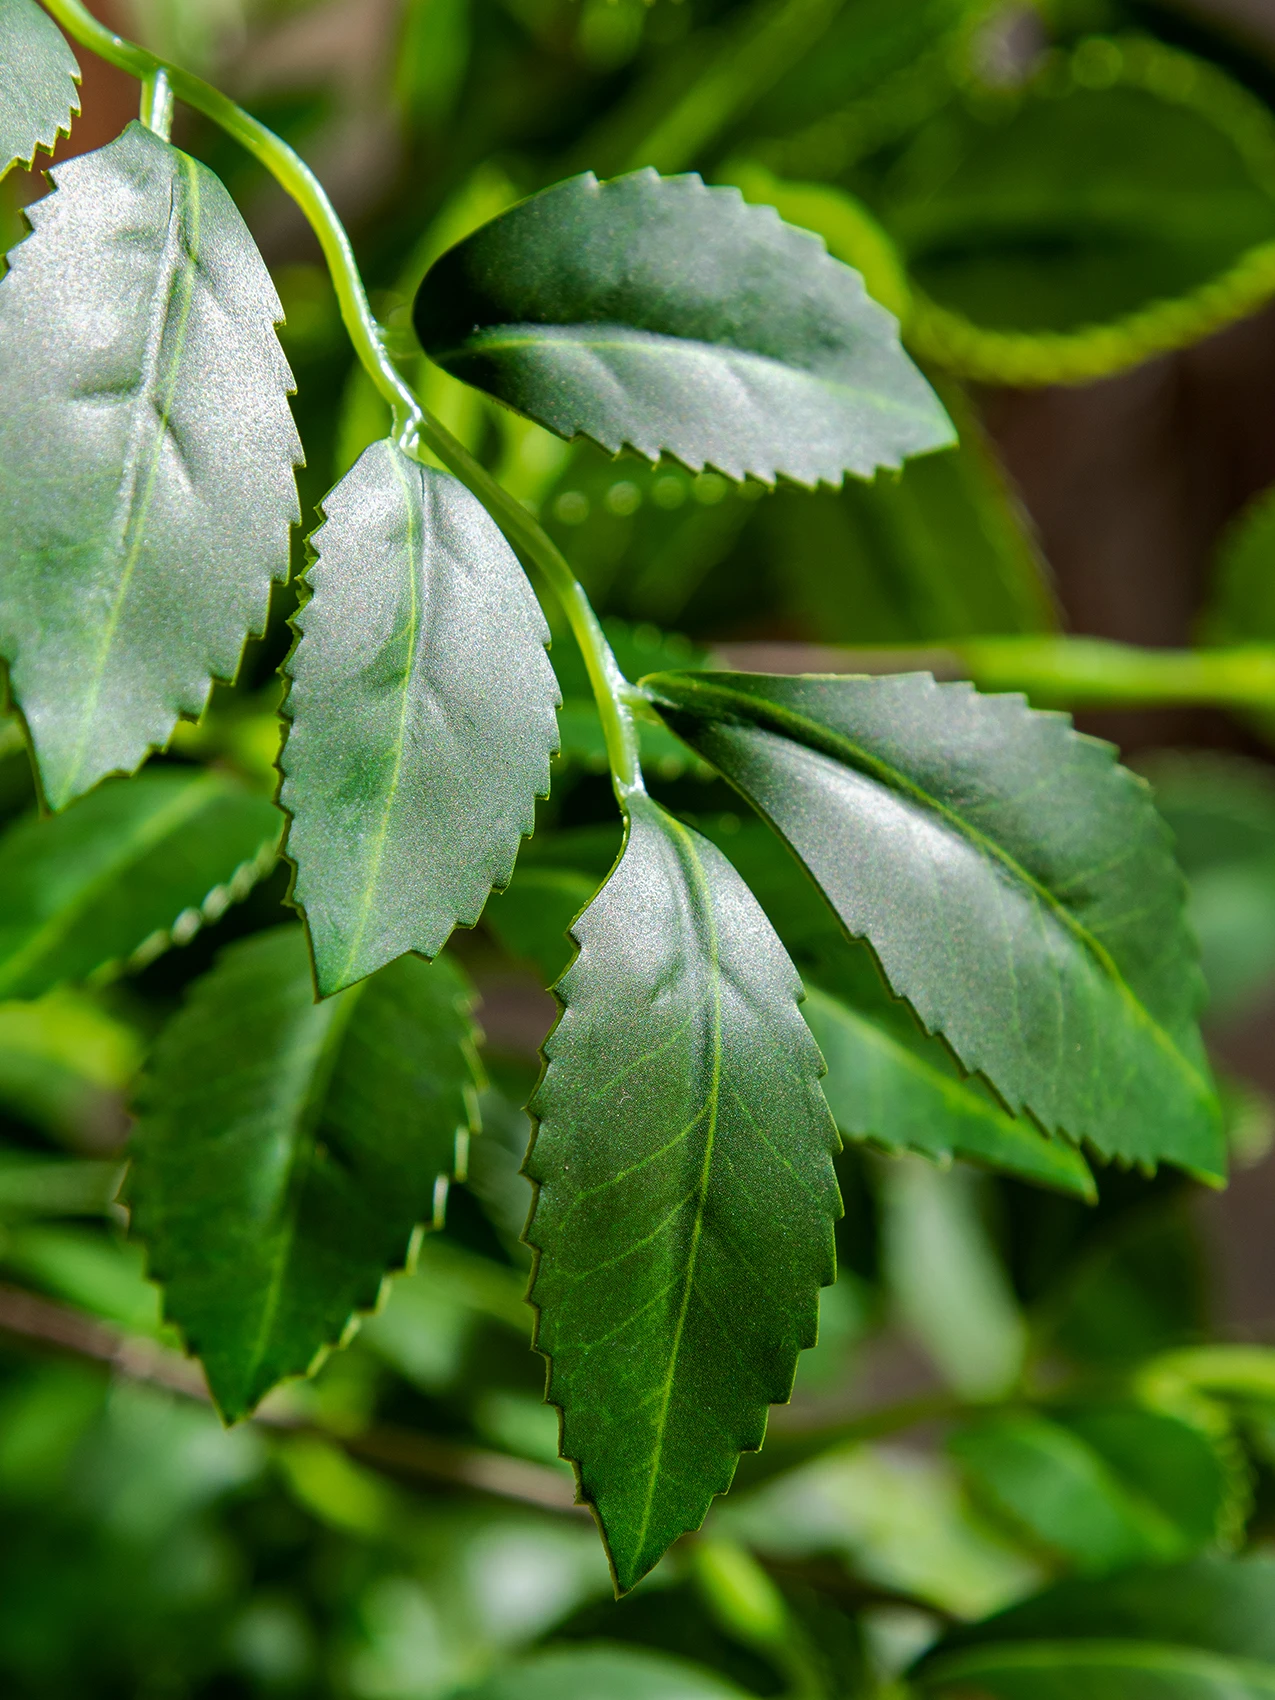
<box><xmin>280</xmin><ymin>443</ymin><xmax>558</xmax><ymax>995</ymax></box>
<box><xmin>805</xmin><ymin>986</ymin><xmax>1093</xmax><ymax>1199</ymax></box>
<box><xmin>645</xmin><ymin>671</ymin><xmax>1223</xmax><ymax>1178</ymax></box>
<box><xmin>131</xmin><ymin>924</ymin><xmax>483</xmax><ymax>1420</ymax></box>
<box><xmin>413</xmin><ymin>169</ymin><xmax>953</xmax><ymax>487</ymax></box>
<box><xmin>0</xmin><ymin>0</ymin><xmax>79</xmax><ymax>177</ymax></box>
<box><xmin>0</xmin><ymin>121</ymin><xmax>301</xmax><ymax>809</ymax></box>
<box><xmin>525</xmin><ymin>794</ymin><xmax>841</xmax><ymax>1592</ymax></box>
<box><xmin>0</xmin><ymin>767</ymin><xmax>280</xmax><ymax>1000</ymax></box>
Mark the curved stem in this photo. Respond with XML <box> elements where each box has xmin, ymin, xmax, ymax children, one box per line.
<box><xmin>139</xmin><ymin>67</ymin><xmax>173</xmax><ymax>139</ymax></box>
<box><xmin>38</xmin><ymin>0</ymin><xmax>645</xmax><ymax>801</ymax></box>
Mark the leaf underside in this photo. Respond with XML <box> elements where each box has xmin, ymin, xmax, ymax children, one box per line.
<box><xmin>414</xmin><ymin>169</ymin><xmax>954</xmax><ymax>486</ymax></box>
<box><xmin>0</xmin><ymin>0</ymin><xmax>80</xmax><ymax>177</ymax></box>
<box><xmin>525</xmin><ymin>793</ymin><xmax>841</xmax><ymax>1591</ymax></box>
<box><xmin>0</xmin><ymin>767</ymin><xmax>281</xmax><ymax>1000</ymax></box>
<box><xmin>646</xmin><ymin>670</ymin><xmax>1223</xmax><ymax>1178</ymax></box>
<box><xmin>131</xmin><ymin>924</ymin><xmax>482</xmax><ymax>1420</ymax></box>
<box><xmin>0</xmin><ymin>122</ymin><xmax>301</xmax><ymax>809</ymax></box>
<box><xmin>281</xmin><ymin>442</ymin><xmax>560</xmax><ymax>995</ymax></box>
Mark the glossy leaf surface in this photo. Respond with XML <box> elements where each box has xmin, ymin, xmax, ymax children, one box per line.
<box><xmin>647</xmin><ymin>670</ymin><xmax>1223</xmax><ymax>1176</ymax></box>
<box><xmin>132</xmin><ymin>925</ymin><xmax>482</xmax><ymax>1419</ymax></box>
<box><xmin>414</xmin><ymin>169</ymin><xmax>953</xmax><ymax>486</ymax></box>
<box><xmin>525</xmin><ymin>794</ymin><xmax>841</xmax><ymax>1590</ymax></box>
<box><xmin>0</xmin><ymin>0</ymin><xmax>79</xmax><ymax>176</ymax></box>
<box><xmin>0</xmin><ymin>122</ymin><xmax>301</xmax><ymax>808</ymax></box>
<box><xmin>281</xmin><ymin>443</ymin><xmax>559</xmax><ymax>994</ymax></box>
<box><xmin>0</xmin><ymin>767</ymin><xmax>280</xmax><ymax>1000</ymax></box>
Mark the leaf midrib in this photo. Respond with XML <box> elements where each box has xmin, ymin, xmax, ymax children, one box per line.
<box><xmin>433</xmin><ymin>325</ymin><xmax>936</xmax><ymax>424</ymax></box>
<box><xmin>0</xmin><ymin>774</ymin><xmax>223</xmax><ymax>997</ymax></box>
<box><xmin>655</xmin><ymin>676</ymin><xmax>1213</xmax><ymax>1108</ymax></box>
<box><xmin>65</xmin><ymin>144</ymin><xmax>203</xmax><ymax>801</ymax></box>
<box><xmin>631</xmin><ymin>812</ymin><xmax>722</xmax><ymax>1562</ymax></box>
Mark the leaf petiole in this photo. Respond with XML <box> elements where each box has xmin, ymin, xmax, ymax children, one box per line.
<box><xmin>36</xmin><ymin>0</ymin><xmax>646</xmax><ymax>804</ymax></box>
<box><xmin>139</xmin><ymin>66</ymin><xmax>173</xmax><ymax>140</ymax></box>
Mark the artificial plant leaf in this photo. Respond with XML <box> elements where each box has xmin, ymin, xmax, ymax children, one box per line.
<box><xmin>913</xmin><ymin>1555</ymin><xmax>1275</xmax><ymax>1697</ymax></box>
<box><xmin>131</xmin><ymin>924</ymin><xmax>482</xmax><ymax>1419</ymax></box>
<box><xmin>645</xmin><ymin>670</ymin><xmax>1223</xmax><ymax>1177</ymax></box>
<box><xmin>949</xmin><ymin>1411</ymin><xmax>1215</xmax><ymax>1575</ymax></box>
<box><xmin>0</xmin><ymin>767</ymin><xmax>280</xmax><ymax>1000</ymax></box>
<box><xmin>457</xmin><ymin>1646</ymin><xmax>751</xmax><ymax>1700</ymax></box>
<box><xmin>0</xmin><ymin>0</ymin><xmax>79</xmax><ymax>177</ymax></box>
<box><xmin>280</xmin><ymin>442</ymin><xmax>559</xmax><ymax>995</ymax></box>
<box><xmin>525</xmin><ymin>793</ymin><xmax>841</xmax><ymax>1591</ymax></box>
<box><xmin>804</xmin><ymin>986</ymin><xmax>1093</xmax><ymax>1198</ymax></box>
<box><xmin>413</xmin><ymin>169</ymin><xmax>953</xmax><ymax>486</ymax></box>
<box><xmin>0</xmin><ymin>121</ymin><xmax>301</xmax><ymax>809</ymax></box>
<box><xmin>879</xmin><ymin>37</ymin><xmax>1275</xmax><ymax>385</ymax></box>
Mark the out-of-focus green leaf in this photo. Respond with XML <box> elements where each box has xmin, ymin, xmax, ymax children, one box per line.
<box><xmin>415</xmin><ymin>169</ymin><xmax>953</xmax><ymax>486</ymax></box>
<box><xmin>2</xmin><ymin>1224</ymin><xmax>161</xmax><ymax>1332</ymax></box>
<box><xmin>1141</xmin><ymin>753</ymin><xmax>1275</xmax><ymax>1019</ymax></box>
<box><xmin>457</xmin><ymin>1645</ymin><xmax>752</xmax><ymax>1699</ymax></box>
<box><xmin>0</xmin><ymin>1151</ymin><xmax>124</xmax><ymax>1218</ymax></box>
<box><xmin>913</xmin><ymin>1555</ymin><xmax>1275</xmax><ymax>1695</ymax></box>
<box><xmin>1201</xmin><ymin>485</ymin><xmax>1275</xmax><ymax>647</ymax></box>
<box><xmin>483</xmin><ymin>868</ymin><xmax>597</xmax><ymax>985</ymax></box>
<box><xmin>806</xmin><ymin>987</ymin><xmax>1093</xmax><ymax>1197</ymax></box>
<box><xmin>0</xmin><ymin>0</ymin><xmax>79</xmax><ymax>177</ymax></box>
<box><xmin>281</xmin><ymin>445</ymin><xmax>559</xmax><ymax>996</ymax></box>
<box><xmin>647</xmin><ymin>670</ymin><xmax>1222</xmax><ymax>1177</ymax></box>
<box><xmin>396</xmin><ymin>0</ymin><xmax>470</xmax><ymax>126</ymax></box>
<box><xmin>526</xmin><ymin>794</ymin><xmax>841</xmax><ymax>1591</ymax></box>
<box><xmin>881</xmin><ymin>1157</ymin><xmax>1027</xmax><ymax>1398</ymax></box>
<box><xmin>0</xmin><ymin>768</ymin><xmax>281</xmax><ymax>1000</ymax></box>
<box><xmin>131</xmin><ymin>925</ymin><xmax>483</xmax><ymax>1420</ymax></box>
<box><xmin>0</xmin><ymin>989</ymin><xmax>140</xmax><ymax>1141</ymax></box>
<box><xmin>883</xmin><ymin>38</ymin><xmax>1275</xmax><ymax>385</ymax></box>
<box><xmin>0</xmin><ymin>122</ymin><xmax>301</xmax><ymax>808</ymax></box>
<box><xmin>949</xmin><ymin>1405</ymin><xmax>1236</xmax><ymax>1574</ymax></box>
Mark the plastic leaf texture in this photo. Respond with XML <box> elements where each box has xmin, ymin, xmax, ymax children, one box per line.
<box><xmin>0</xmin><ymin>0</ymin><xmax>79</xmax><ymax>176</ymax></box>
<box><xmin>0</xmin><ymin>766</ymin><xmax>281</xmax><ymax>999</ymax></box>
<box><xmin>0</xmin><ymin>121</ymin><xmax>302</xmax><ymax>809</ymax></box>
<box><xmin>281</xmin><ymin>442</ymin><xmax>559</xmax><ymax>995</ymax></box>
<box><xmin>414</xmin><ymin>169</ymin><xmax>954</xmax><ymax>487</ymax></box>
<box><xmin>525</xmin><ymin>794</ymin><xmax>841</xmax><ymax>1591</ymax></box>
<box><xmin>131</xmin><ymin>924</ymin><xmax>482</xmax><ymax>1419</ymax></box>
<box><xmin>646</xmin><ymin>670</ymin><xmax>1224</xmax><ymax>1178</ymax></box>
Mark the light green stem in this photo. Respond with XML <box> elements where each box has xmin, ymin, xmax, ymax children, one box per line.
<box><xmin>836</xmin><ymin>636</ymin><xmax>1275</xmax><ymax>713</ymax></box>
<box><xmin>38</xmin><ymin>0</ymin><xmax>645</xmax><ymax>800</ymax></box>
<box><xmin>139</xmin><ymin>67</ymin><xmax>173</xmax><ymax>139</ymax></box>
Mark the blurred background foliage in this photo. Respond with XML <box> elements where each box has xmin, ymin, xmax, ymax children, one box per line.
<box><xmin>6</xmin><ymin>0</ymin><xmax>1275</xmax><ymax>1694</ymax></box>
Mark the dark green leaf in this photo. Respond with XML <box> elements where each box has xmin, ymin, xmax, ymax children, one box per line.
<box><xmin>0</xmin><ymin>121</ymin><xmax>301</xmax><ymax>809</ymax></box>
<box><xmin>881</xmin><ymin>38</ymin><xmax>1275</xmax><ymax>385</ymax></box>
<box><xmin>0</xmin><ymin>767</ymin><xmax>281</xmax><ymax>1000</ymax></box>
<box><xmin>413</xmin><ymin>169</ymin><xmax>953</xmax><ymax>486</ymax></box>
<box><xmin>645</xmin><ymin>670</ymin><xmax>1223</xmax><ymax>1178</ymax></box>
<box><xmin>131</xmin><ymin>924</ymin><xmax>482</xmax><ymax>1419</ymax></box>
<box><xmin>525</xmin><ymin>794</ymin><xmax>841</xmax><ymax>1590</ymax></box>
<box><xmin>456</xmin><ymin>1646</ymin><xmax>751</xmax><ymax>1700</ymax></box>
<box><xmin>805</xmin><ymin>987</ymin><xmax>1093</xmax><ymax>1198</ymax></box>
<box><xmin>280</xmin><ymin>443</ymin><xmax>559</xmax><ymax>995</ymax></box>
<box><xmin>484</xmin><ymin>868</ymin><xmax>597</xmax><ymax>984</ymax></box>
<box><xmin>0</xmin><ymin>0</ymin><xmax>79</xmax><ymax>177</ymax></box>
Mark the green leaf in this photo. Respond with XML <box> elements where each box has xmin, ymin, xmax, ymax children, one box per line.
<box><xmin>525</xmin><ymin>794</ymin><xmax>841</xmax><ymax>1591</ymax></box>
<box><xmin>130</xmin><ymin>924</ymin><xmax>483</xmax><ymax>1419</ymax></box>
<box><xmin>1201</xmin><ymin>485</ymin><xmax>1275</xmax><ymax>648</ymax></box>
<box><xmin>0</xmin><ymin>767</ymin><xmax>281</xmax><ymax>1000</ymax></box>
<box><xmin>456</xmin><ymin>1646</ymin><xmax>751</xmax><ymax>1700</ymax></box>
<box><xmin>949</xmin><ymin>1411</ymin><xmax>1212</xmax><ymax>1575</ymax></box>
<box><xmin>883</xmin><ymin>38</ymin><xmax>1275</xmax><ymax>386</ymax></box>
<box><xmin>917</xmin><ymin>1641</ymin><xmax>1275</xmax><ymax>1698</ymax></box>
<box><xmin>0</xmin><ymin>0</ymin><xmax>79</xmax><ymax>177</ymax></box>
<box><xmin>805</xmin><ymin>987</ymin><xmax>1093</xmax><ymax>1197</ymax></box>
<box><xmin>0</xmin><ymin>121</ymin><xmax>301</xmax><ymax>809</ymax></box>
<box><xmin>280</xmin><ymin>442</ymin><xmax>559</xmax><ymax>995</ymax></box>
<box><xmin>413</xmin><ymin>169</ymin><xmax>953</xmax><ymax>486</ymax></box>
<box><xmin>645</xmin><ymin>670</ymin><xmax>1223</xmax><ymax>1178</ymax></box>
<box><xmin>484</xmin><ymin>867</ymin><xmax>598</xmax><ymax>984</ymax></box>
<box><xmin>0</xmin><ymin>988</ymin><xmax>141</xmax><ymax>1140</ymax></box>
